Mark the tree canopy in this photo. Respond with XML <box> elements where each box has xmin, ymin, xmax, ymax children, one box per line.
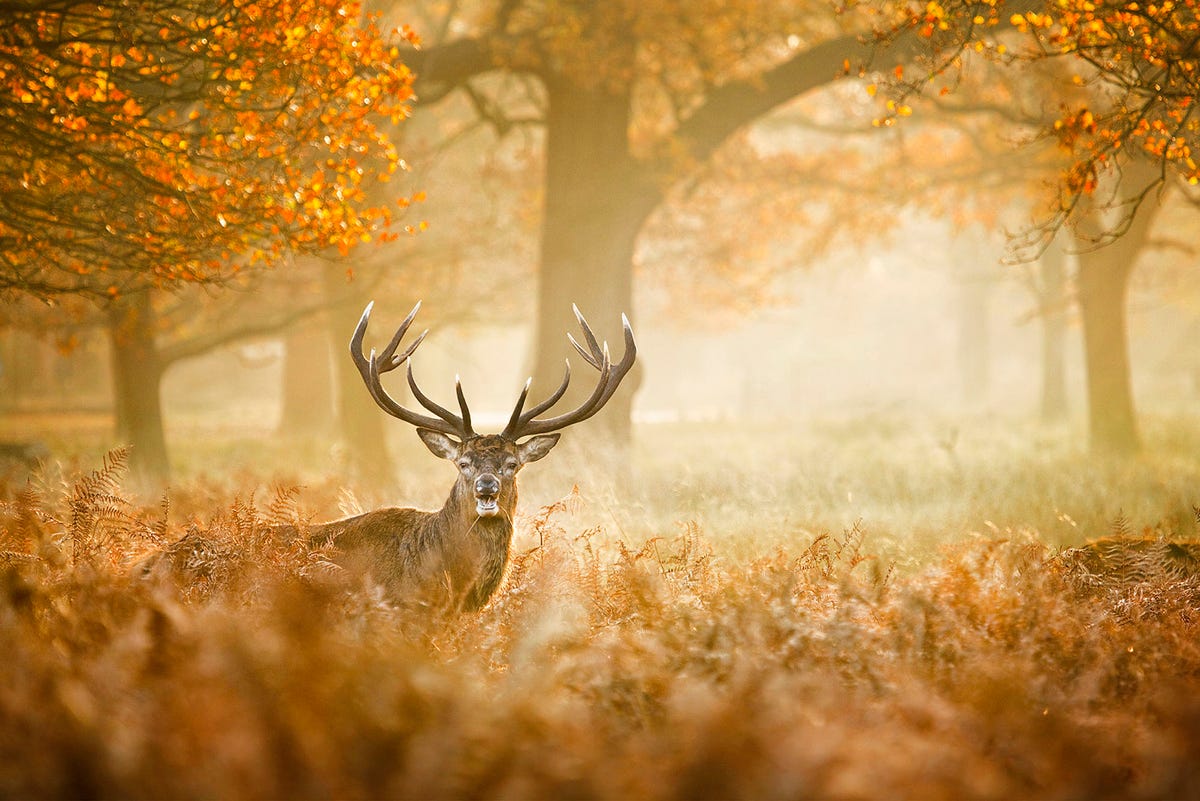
<box><xmin>0</xmin><ymin>0</ymin><xmax>417</xmax><ymax>300</ymax></box>
<box><xmin>885</xmin><ymin>0</ymin><xmax>1200</xmax><ymax>237</ymax></box>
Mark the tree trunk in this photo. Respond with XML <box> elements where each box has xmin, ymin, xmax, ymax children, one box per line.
<box><xmin>532</xmin><ymin>80</ymin><xmax>656</xmax><ymax>466</ymax></box>
<box><xmin>1076</xmin><ymin>249</ymin><xmax>1138</xmax><ymax>453</ymax></box>
<box><xmin>278</xmin><ymin>323</ymin><xmax>334</xmax><ymax>435</ymax></box>
<box><xmin>0</xmin><ymin>331</ymin><xmax>22</xmax><ymax>411</ymax></box>
<box><xmin>956</xmin><ymin>271</ymin><xmax>991</xmax><ymax>409</ymax></box>
<box><xmin>322</xmin><ymin>271</ymin><xmax>395</xmax><ymax>485</ymax></box>
<box><xmin>1073</xmin><ymin>162</ymin><xmax>1160</xmax><ymax>455</ymax></box>
<box><xmin>1038</xmin><ymin>237</ymin><xmax>1069</xmax><ymax>423</ymax></box>
<box><xmin>107</xmin><ymin>292</ymin><xmax>170</xmax><ymax>487</ymax></box>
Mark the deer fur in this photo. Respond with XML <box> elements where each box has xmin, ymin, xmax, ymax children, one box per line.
<box><xmin>303</xmin><ymin>432</ymin><xmax>557</xmax><ymax>612</ymax></box>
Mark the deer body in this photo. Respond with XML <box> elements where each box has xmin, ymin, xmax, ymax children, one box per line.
<box><xmin>307</xmin><ymin>503</ymin><xmax>511</xmax><ymax>613</ymax></box>
<box><xmin>307</xmin><ymin>433</ymin><xmax>555</xmax><ymax>612</ymax></box>
<box><xmin>302</xmin><ymin>302</ymin><xmax>636</xmax><ymax>612</ymax></box>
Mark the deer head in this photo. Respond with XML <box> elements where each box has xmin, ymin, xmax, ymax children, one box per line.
<box><xmin>349</xmin><ymin>301</ymin><xmax>636</xmax><ymax>518</ymax></box>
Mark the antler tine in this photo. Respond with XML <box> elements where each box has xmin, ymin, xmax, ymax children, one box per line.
<box><xmin>406</xmin><ymin>361</ymin><xmax>472</xmax><ymax>434</ymax></box>
<box><xmin>586</xmin><ymin>322</ymin><xmax>636</xmax><ymax>410</ymax></box>
<box><xmin>501</xmin><ymin>360</ymin><xmax>572</xmax><ymax>438</ymax></box>
<box><xmin>377</xmin><ymin>301</ymin><xmax>423</xmax><ymax>372</ymax></box>
<box><xmin>567</xmin><ymin>332</ymin><xmax>602</xmax><ymax>370</ymax></box>
<box><xmin>503</xmin><ymin>377</ymin><xmax>533</xmax><ymax>436</ymax></box>
<box><xmin>348</xmin><ymin>301</ymin><xmax>470</xmax><ymax>439</ymax></box>
<box><xmin>349</xmin><ymin>300</ymin><xmax>377</xmax><ymax>367</ymax></box>
<box><xmin>522</xmin><ymin>345</ymin><xmax>613</xmax><ymax>435</ymax></box>
<box><xmin>388</xmin><ymin>328</ymin><xmax>427</xmax><ymax>370</ymax></box>
<box><xmin>363</xmin><ymin>348</ymin><xmax>460</xmax><ymax>436</ymax></box>
<box><xmin>520</xmin><ymin>360</ymin><xmax>572</xmax><ymax>422</ymax></box>
<box><xmin>505</xmin><ymin>307</ymin><xmax>636</xmax><ymax>440</ymax></box>
<box><xmin>568</xmin><ymin>303</ymin><xmax>605</xmax><ymax>369</ymax></box>
<box><xmin>454</xmin><ymin>375</ymin><xmax>474</xmax><ymax>437</ymax></box>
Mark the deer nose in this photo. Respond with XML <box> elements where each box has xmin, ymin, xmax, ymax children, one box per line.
<box><xmin>475</xmin><ymin>474</ymin><xmax>500</xmax><ymax>496</ymax></box>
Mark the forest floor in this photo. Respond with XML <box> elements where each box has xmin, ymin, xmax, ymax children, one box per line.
<box><xmin>1</xmin><ymin>411</ymin><xmax>1199</xmax><ymax>799</ymax></box>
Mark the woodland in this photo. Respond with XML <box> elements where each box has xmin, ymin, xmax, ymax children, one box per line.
<box><xmin>2</xmin><ymin>0</ymin><xmax>1200</xmax><ymax>798</ymax></box>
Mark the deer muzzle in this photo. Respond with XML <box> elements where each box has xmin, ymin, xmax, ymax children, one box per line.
<box><xmin>474</xmin><ymin>474</ymin><xmax>501</xmax><ymax>517</ymax></box>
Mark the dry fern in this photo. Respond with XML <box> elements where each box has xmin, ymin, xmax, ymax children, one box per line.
<box><xmin>3</xmin><ymin>456</ymin><xmax>1200</xmax><ymax>800</ymax></box>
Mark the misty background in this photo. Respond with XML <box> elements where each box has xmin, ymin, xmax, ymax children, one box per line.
<box><xmin>2</xmin><ymin>0</ymin><xmax>1199</xmax><ymax>519</ymax></box>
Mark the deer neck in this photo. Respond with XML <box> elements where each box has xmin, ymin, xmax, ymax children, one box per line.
<box><xmin>435</xmin><ymin>477</ymin><xmax>517</xmax><ymax>612</ymax></box>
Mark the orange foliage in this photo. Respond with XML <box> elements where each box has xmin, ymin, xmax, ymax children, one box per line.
<box><xmin>0</xmin><ymin>1</ymin><xmax>418</xmax><ymax>299</ymax></box>
<box><xmin>887</xmin><ymin>0</ymin><xmax>1200</xmax><ymax>214</ymax></box>
<box><xmin>1009</xmin><ymin>0</ymin><xmax>1200</xmax><ymax>186</ymax></box>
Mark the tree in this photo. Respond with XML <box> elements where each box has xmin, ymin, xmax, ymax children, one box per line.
<box><xmin>880</xmin><ymin>0</ymin><xmax>1200</xmax><ymax>210</ymax></box>
<box><xmin>279</xmin><ymin>325</ymin><xmax>334</xmax><ymax>436</ymax></box>
<box><xmin>1</xmin><ymin>0</ymin><xmax>418</xmax><ymax>298</ymax></box>
<box><xmin>876</xmin><ymin>0</ymin><xmax>1199</xmax><ymax>451</ymax></box>
<box><xmin>1070</xmin><ymin>159</ymin><xmax>1164</xmax><ymax>453</ymax></box>
<box><xmin>392</xmin><ymin>1</ymin><xmax>1047</xmax><ymax>455</ymax></box>
<box><xmin>1</xmin><ymin>0</ymin><xmax>418</xmax><ymax>483</ymax></box>
<box><xmin>1005</xmin><ymin>1</ymin><xmax>1200</xmax><ymax>209</ymax></box>
<box><xmin>1000</xmin><ymin>0</ymin><xmax>1199</xmax><ymax>451</ymax></box>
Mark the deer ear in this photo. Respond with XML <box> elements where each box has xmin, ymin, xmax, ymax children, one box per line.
<box><xmin>517</xmin><ymin>433</ymin><xmax>560</xmax><ymax>464</ymax></box>
<box><xmin>416</xmin><ymin>429</ymin><xmax>461</xmax><ymax>460</ymax></box>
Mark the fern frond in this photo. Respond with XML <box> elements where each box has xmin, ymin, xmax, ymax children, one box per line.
<box><xmin>55</xmin><ymin>447</ymin><xmax>147</xmax><ymax>569</ymax></box>
<box><xmin>265</xmin><ymin>483</ymin><xmax>302</xmax><ymax>527</ymax></box>
<box><xmin>1</xmin><ymin>483</ymin><xmax>43</xmax><ymax>554</ymax></box>
<box><xmin>152</xmin><ymin>492</ymin><xmax>171</xmax><ymax>541</ymax></box>
<box><xmin>0</xmin><ymin>550</ymin><xmax>41</xmax><ymax>566</ymax></box>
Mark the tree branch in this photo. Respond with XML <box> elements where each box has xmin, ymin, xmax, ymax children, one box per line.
<box><xmin>156</xmin><ymin>301</ymin><xmax>329</xmax><ymax>366</ymax></box>
<box><xmin>157</xmin><ymin>268</ymin><xmax>390</xmax><ymax>366</ymax></box>
<box><xmin>406</xmin><ymin>37</ymin><xmax>504</xmax><ymax>101</ymax></box>
<box><xmin>675</xmin><ymin>0</ymin><xmax>1042</xmax><ymax>165</ymax></box>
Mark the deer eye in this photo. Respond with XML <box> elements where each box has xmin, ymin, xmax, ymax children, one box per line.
<box><xmin>457</xmin><ymin>459</ymin><xmax>473</xmax><ymax>473</ymax></box>
<box><xmin>502</xmin><ymin>461</ymin><xmax>518</xmax><ymax>474</ymax></box>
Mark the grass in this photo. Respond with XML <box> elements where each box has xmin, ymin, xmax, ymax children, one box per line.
<box><xmin>1</xmin><ymin>411</ymin><xmax>1199</xmax><ymax>798</ymax></box>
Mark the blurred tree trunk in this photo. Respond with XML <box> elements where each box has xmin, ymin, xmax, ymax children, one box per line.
<box><xmin>278</xmin><ymin>323</ymin><xmax>334</xmax><ymax>435</ymax></box>
<box><xmin>1076</xmin><ymin>250</ymin><xmax>1138</xmax><ymax>454</ymax></box>
<box><xmin>955</xmin><ymin>280</ymin><xmax>993</xmax><ymax>410</ymax></box>
<box><xmin>531</xmin><ymin>80</ymin><xmax>652</xmax><ymax>468</ymax></box>
<box><xmin>956</xmin><ymin>270</ymin><xmax>992</xmax><ymax>408</ymax></box>
<box><xmin>322</xmin><ymin>271</ymin><xmax>395</xmax><ymax>484</ymax></box>
<box><xmin>1074</xmin><ymin>161</ymin><xmax>1160</xmax><ymax>455</ymax></box>
<box><xmin>950</xmin><ymin>228</ymin><xmax>998</xmax><ymax>409</ymax></box>
<box><xmin>0</xmin><ymin>331</ymin><xmax>24</xmax><ymax>411</ymax></box>
<box><xmin>107</xmin><ymin>291</ymin><xmax>170</xmax><ymax>486</ymax></box>
<box><xmin>1038</xmin><ymin>237</ymin><xmax>1070</xmax><ymax>423</ymax></box>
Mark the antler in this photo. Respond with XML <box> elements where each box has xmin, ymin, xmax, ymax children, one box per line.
<box><xmin>349</xmin><ymin>301</ymin><xmax>475</xmax><ymax>439</ymax></box>
<box><xmin>501</xmin><ymin>305</ymin><xmax>637</xmax><ymax>440</ymax></box>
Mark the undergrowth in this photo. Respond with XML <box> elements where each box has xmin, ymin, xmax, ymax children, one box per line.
<box><xmin>1</xmin><ymin>452</ymin><xmax>1199</xmax><ymax>799</ymax></box>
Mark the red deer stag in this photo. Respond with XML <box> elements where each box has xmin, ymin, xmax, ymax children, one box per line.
<box><xmin>302</xmin><ymin>301</ymin><xmax>636</xmax><ymax>612</ymax></box>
